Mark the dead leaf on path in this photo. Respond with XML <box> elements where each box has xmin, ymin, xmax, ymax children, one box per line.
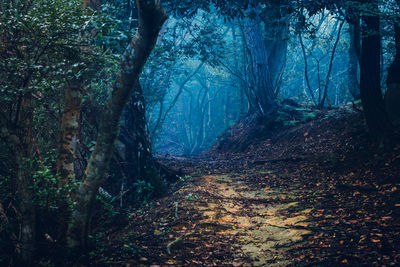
<box><xmin>166</xmin><ymin>259</ymin><xmax>176</xmax><ymax>265</ymax></box>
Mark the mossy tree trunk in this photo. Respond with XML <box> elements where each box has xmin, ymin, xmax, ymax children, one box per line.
<box><xmin>119</xmin><ymin>83</ymin><xmax>164</xmax><ymax>193</ymax></box>
<box><xmin>1</xmin><ymin>93</ymin><xmax>35</xmax><ymax>264</ymax></box>
<box><xmin>56</xmin><ymin>79</ymin><xmax>83</xmax><ymax>245</ymax></box>
<box><xmin>66</xmin><ymin>0</ymin><xmax>168</xmax><ymax>253</ymax></box>
<box><xmin>244</xmin><ymin>2</ymin><xmax>278</xmax><ymax>116</ymax></box>
<box><xmin>56</xmin><ymin>0</ymin><xmax>98</xmax><ymax>246</ymax></box>
<box><xmin>262</xmin><ymin>0</ymin><xmax>289</xmax><ymax>97</ymax></box>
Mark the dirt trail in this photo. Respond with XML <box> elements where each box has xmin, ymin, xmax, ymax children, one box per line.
<box><xmin>109</xmin><ymin>108</ymin><xmax>400</xmax><ymax>266</ymax></box>
<box><xmin>160</xmin><ymin>169</ymin><xmax>313</xmax><ymax>266</ymax></box>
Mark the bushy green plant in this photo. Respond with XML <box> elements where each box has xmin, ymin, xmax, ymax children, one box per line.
<box><xmin>133</xmin><ymin>180</ymin><xmax>155</xmax><ymax>201</ymax></box>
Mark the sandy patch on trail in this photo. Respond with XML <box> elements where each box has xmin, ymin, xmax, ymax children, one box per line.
<box><xmin>186</xmin><ymin>174</ymin><xmax>313</xmax><ymax>266</ymax></box>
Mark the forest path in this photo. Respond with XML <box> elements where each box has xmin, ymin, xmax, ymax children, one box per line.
<box><xmin>111</xmin><ymin>110</ymin><xmax>400</xmax><ymax>266</ymax></box>
<box><xmin>119</xmin><ymin>162</ymin><xmax>319</xmax><ymax>266</ymax></box>
<box><xmin>171</xmin><ymin>171</ymin><xmax>313</xmax><ymax>266</ymax></box>
<box><xmin>111</xmin><ymin>151</ymin><xmax>400</xmax><ymax>266</ymax></box>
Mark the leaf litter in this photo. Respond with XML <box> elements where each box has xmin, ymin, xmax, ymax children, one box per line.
<box><xmin>101</xmin><ymin>107</ymin><xmax>400</xmax><ymax>266</ymax></box>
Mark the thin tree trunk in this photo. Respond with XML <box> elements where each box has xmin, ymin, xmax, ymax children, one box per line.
<box><xmin>320</xmin><ymin>20</ymin><xmax>344</xmax><ymax>107</ymax></box>
<box><xmin>152</xmin><ymin>62</ymin><xmax>203</xmax><ymax>138</ymax></box>
<box><xmin>348</xmin><ymin>20</ymin><xmax>360</xmax><ymax>100</ymax></box>
<box><xmin>299</xmin><ymin>33</ymin><xmax>317</xmax><ymax>105</ymax></box>
<box><xmin>67</xmin><ymin>0</ymin><xmax>167</xmax><ymax>253</ymax></box>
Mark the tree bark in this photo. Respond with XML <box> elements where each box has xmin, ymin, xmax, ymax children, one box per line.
<box><xmin>56</xmin><ymin>79</ymin><xmax>83</xmax><ymax>245</ymax></box>
<box><xmin>299</xmin><ymin>33</ymin><xmax>317</xmax><ymax>105</ymax></box>
<box><xmin>119</xmin><ymin>83</ymin><xmax>163</xmax><ymax>193</ymax></box>
<box><xmin>56</xmin><ymin>81</ymin><xmax>83</xmax><ymax>185</ymax></box>
<box><xmin>151</xmin><ymin>62</ymin><xmax>204</xmax><ymax>138</ymax></box>
<box><xmin>56</xmin><ymin>0</ymin><xmax>99</xmax><ymax>246</ymax></box>
<box><xmin>67</xmin><ymin>0</ymin><xmax>167</xmax><ymax>253</ymax></box>
<box><xmin>348</xmin><ymin>21</ymin><xmax>360</xmax><ymax>100</ymax></box>
<box><xmin>244</xmin><ymin>12</ymin><xmax>277</xmax><ymax>115</ymax></box>
<box><xmin>262</xmin><ymin>0</ymin><xmax>289</xmax><ymax>95</ymax></box>
<box><xmin>385</xmin><ymin>0</ymin><xmax>400</xmax><ymax>125</ymax></box>
<box><xmin>360</xmin><ymin>0</ymin><xmax>393</xmax><ymax>139</ymax></box>
<box><xmin>320</xmin><ymin>20</ymin><xmax>344</xmax><ymax>107</ymax></box>
<box><xmin>0</xmin><ymin>93</ymin><xmax>36</xmax><ymax>264</ymax></box>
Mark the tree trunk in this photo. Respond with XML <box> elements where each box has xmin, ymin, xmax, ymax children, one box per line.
<box><xmin>348</xmin><ymin>21</ymin><xmax>360</xmax><ymax>100</ymax></box>
<box><xmin>119</xmin><ymin>83</ymin><xmax>163</xmax><ymax>193</ymax></box>
<box><xmin>320</xmin><ymin>20</ymin><xmax>344</xmax><ymax>107</ymax></box>
<box><xmin>56</xmin><ymin>80</ymin><xmax>82</xmax><ymax>244</ymax></box>
<box><xmin>360</xmin><ymin>0</ymin><xmax>393</xmax><ymax>139</ymax></box>
<box><xmin>385</xmin><ymin>0</ymin><xmax>400</xmax><ymax>125</ymax></box>
<box><xmin>66</xmin><ymin>0</ymin><xmax>167</xmax><ymax>253</ymax></box>
<box><xmin>57</xmin><ymin>0</ymin><xmax>99</xmax><ymax>189</ymax></box>
<box><xmin>56</xmin><ymin>0</ymin><xmax>99</xmax><ymax>246</ymax></box>
<box><xmin>262</xmin><ymin>0</ymin><xmax>289</xmax><ymax>95</ymax></box>
<box><xmin>7</xmin><ymin>93</ymin><xmax>36</xmax><ymax>264</ymax></box>
<box><xmin>151</xmin><ymin>62</ymin><xmax>203</xmax><ymax>138</ymax></box>
<box><xmin>299</xmin><ymin>33</ymin><xmax>317</xmax><ymax>105</ymax></box>
<box><xmin>244</xmin><ymin>12</ymin><xmax>277</xmax><ymax>115</ymax></box>
<box><xmin>14</xmin><ymin>151</ymin><xmax>36</xmax><ymax>265</ymax></box>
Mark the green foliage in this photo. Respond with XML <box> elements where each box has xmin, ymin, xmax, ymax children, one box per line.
<box><xmin>178</xmin><ymin>175</ymin><xmax>193</xmax><ymax>182</ymax></box>
<box><xmin>32</xmin><ymin>164</ymin><xmax>59</xmax><ymax>210</ymax></box>
<box><xmin>0</xmin><ymin>0</ymin><xmax>92</xmax><ymax>99</ymax></box>
<box><xmin>283</xmin><ymin>120</ymin><xmax>298</xmax><ymax>127</ymax></box>
<box><xmin>96</xmin><ymin>194</ymin><xmax>120</xmax><ymax>216</ymax></box>
<box><xmin>29</xmin><ymin>154</ymin><xmax>80</xmax><ymax>212</ymax></box>
<box><xmin>185</xmin><ymin>193</ymin><xmax>198</xmax><ymax>200</ymax></box>
<box><xmin>301</xmin><ymin>111</ymin><xmax>318</xmax><ymax>122</ymax></box>
<box><xmin>134</xmin><ymin>180</ymin><xmax>155</xmax><ymax>201</ymax></box>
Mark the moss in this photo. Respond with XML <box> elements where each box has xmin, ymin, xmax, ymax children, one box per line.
<box><xmin>301</xmin><ymin>111</ymin><xmax>318</xmax><ymax>122</ymax></box>
<box><xmin>283</xmin><ymin>120</ymin><xmax>298</xmax><ymax>127</ymax></box>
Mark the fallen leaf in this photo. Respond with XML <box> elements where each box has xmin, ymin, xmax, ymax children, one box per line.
<box><xmin>166</xmin><ymin>259</ymin><xmax>176</xmax><ymax>265</ymax></box>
